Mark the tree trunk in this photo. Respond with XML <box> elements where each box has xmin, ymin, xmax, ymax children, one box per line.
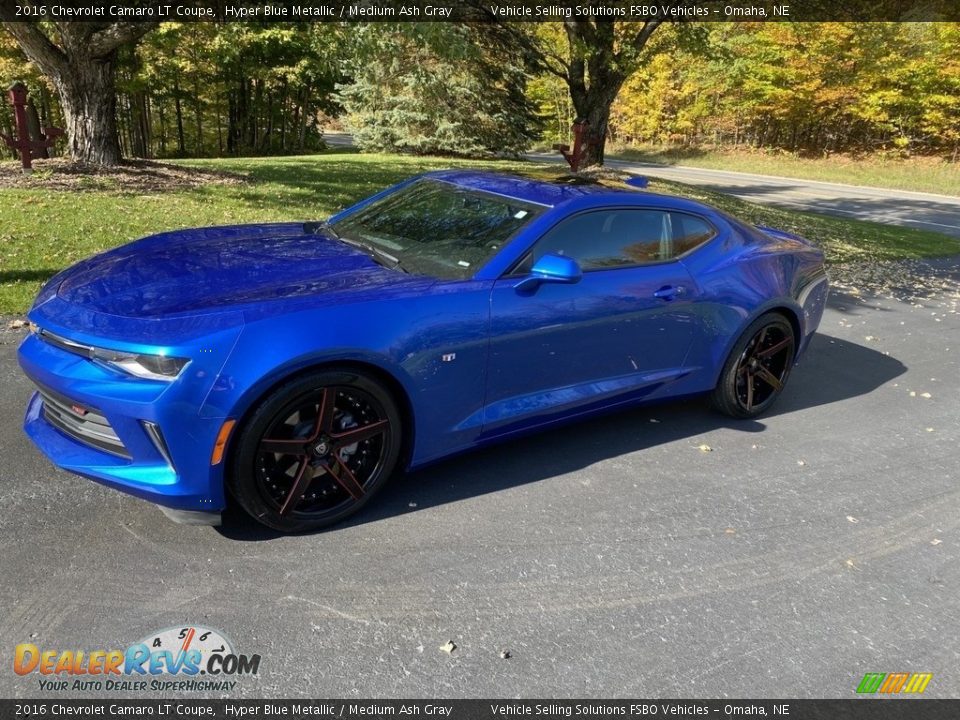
<box><xmin>568</xmin><ymin>80</ymin><xmax>620</xmax><ymax>169</ymax></box>
<box><xmin>227</xmin><ymin>89</ymin><xmax>237</xmax><ymax>154</ymax></box>
<box><xmin>128</xmin><ymin>91</ymin><xmax>150</xmax><ymax>159</ymax></box>
<box><xmin>157</xmin><ymin>104</ymin><xmax>167</xmax><ymax>155</ymax></box>
<box><xmin>296</xmin><ymin>88</ymin><xmax>309</xmax><ymax>152</ymax></box>
<box><xmin>262</xmin><ymin>91</ymin><xmax>273</xmax><ymax>153</ymax></box>
<box><xmin>216</xmin><ymin>98</ymin><xmax>223</xmax><ymax>156</ymax></box>
<box><xmin>25</xmin><ymin>98</ymin><xmax>47</xmax><ymax>158</ymax></box>
<box><xmin>173</xmin><ymin>78</ymin><xmax>186</xmax><ymax>156</ymax></box>
<box><xmin>579</xmin><ymin>103</ymin><xmax>613</xmax><ymax>167</ymax></box>
<box><xmin>193</xmin><ymin>80</ymin><xmax>204</xmax><ymax>155</ymax></box>
<box><xmin>250</xmin><ymin>79</ymin><xmax>262</xmax><ymax>149</ymax></box>
<box><xmin>53</xmin><ymin>51</ymin><xmax>122</xmax><ymax>165</ymax></box>
<box><xmin>279</xmin><ymin>79</ymin><xmax>288</xmax><ymax>152</ymax></box>
<box><xmin>1</xmin><ymin>19</ymin><xmax>158</xmax><ymax>165</ymax></box>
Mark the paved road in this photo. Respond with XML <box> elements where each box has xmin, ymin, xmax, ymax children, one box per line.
<box><xmin>598</xmin><ymin>158</ymin><xmax>960</xmax><ymax>239</ymax></box>
<box><xmin>1</xmin><ymin>267</ymin><xmax>958</xmax><ymax>698</ymax></box>
<box><xmin>324</xmin><ymin>132</ymin><xmax>960</xmax><ymax>238</ymax></box>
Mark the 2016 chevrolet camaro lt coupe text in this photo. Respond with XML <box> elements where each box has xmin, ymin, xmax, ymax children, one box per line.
<box><xmin>18</xmin><ymin>171</ymin><xmax>828</xmax><ymax>532</ymax></box>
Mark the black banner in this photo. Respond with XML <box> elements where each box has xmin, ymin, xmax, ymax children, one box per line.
<box><xmin>0</xmin><ymin>0</ymin><xmax>958</xmax><ymax>23</ymax></box>
<box><xmin>4</xmin><ymin>700</ymin><xmax>960</xmax><ymax>720</ymax></box>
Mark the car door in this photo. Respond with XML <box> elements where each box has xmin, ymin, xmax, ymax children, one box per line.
<box><xmin>482</xmin><ymin>207</ymin><xmax>711</xmax><ymax>436</ymax></box>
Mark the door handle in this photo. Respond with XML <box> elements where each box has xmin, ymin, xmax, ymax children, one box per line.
<box><xmin>653</xmin><ymin>285</ymin><xmax>686</xmax><ymax>300</ymax></box>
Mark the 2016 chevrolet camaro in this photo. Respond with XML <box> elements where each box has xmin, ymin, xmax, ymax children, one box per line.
<box><xmin>19</xmin><ymin>170</ymin><xmax>828</xmax><ymax>532</ymax></box>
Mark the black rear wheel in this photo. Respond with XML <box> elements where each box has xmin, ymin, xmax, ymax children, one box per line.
<box><xmin>228</xmin><ymin>369</ymin><xmax>401</xmax><ymax>532</ymax></box>
<box><xmin>712</xmin><ymin>313</ymin><xmax>796</xmax><ymax>419</ymax></box>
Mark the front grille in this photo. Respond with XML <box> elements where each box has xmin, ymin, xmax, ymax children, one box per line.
<box><xmin>37</xmin><ymin>385</ymin><xmax>131</xmax><ymax>459</ymax></box>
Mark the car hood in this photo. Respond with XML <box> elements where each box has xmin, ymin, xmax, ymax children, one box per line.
<box><xmin>48</xmin><ymin>222</ymin><xmax>429</xmax><ymax>319</ymax></box>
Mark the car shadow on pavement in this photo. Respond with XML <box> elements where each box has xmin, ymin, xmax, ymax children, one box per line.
<box><xmin>217</xmin><ymin>332</ymin><xmax>905</xmax><ymax>540</ymax></box>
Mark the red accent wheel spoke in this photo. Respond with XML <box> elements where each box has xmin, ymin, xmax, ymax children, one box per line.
<box><xmin>331</xmin><ymin>419</ymin><xmax>389</xmax><ymax>447</ymax></box>
<box><xmin>279</xmin><ymin>459</ymin><xmax>313</xmax><ymax>516</ymax></box>
<box><xmin>757</xmin><ymin>337</ymin><xmax>792</xmax><ymax>360</ymax></box>
<box><xmin>755</xmin><ymin>366</ymin><xmax>784</xmax><ymax>391</ymax></box>
<box><xmin>312</xmin><ymin>387</ymin><xmax>338</xmax><ymax>437</ymax></box>
<box><xmin>756</xmin><ymin>327</ymin><xmax>768</xmax><ymax>348</ymax></box>
<box><xmin>323</xmin><ymin>455</ymin><xmax>366</xmax><ymax>500</ymax></box>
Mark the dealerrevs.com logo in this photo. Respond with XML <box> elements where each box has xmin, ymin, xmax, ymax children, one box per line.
<box><xmin>856</xmin><ymin>672</ymin><xmax>933</xmax><ymax>695</ymax></box>
<box><xmin>14</xmin><ymin>626</ymin><xmax>261</xmax><ymax>693</ymax></box>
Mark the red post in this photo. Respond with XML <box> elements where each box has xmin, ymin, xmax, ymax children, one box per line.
<box><xmin>2</xmin><ymin>82</ymin><xmax>64</xmax><ymax>173</ymax></box>
<box><xmin>552</xmin><ymin>120</ymin><xmax>592</xmax><ymax>173</ymax></box>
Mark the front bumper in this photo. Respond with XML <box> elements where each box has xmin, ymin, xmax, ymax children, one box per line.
<box><xmin>18</xmin><ymin>321</ymin><xmax>240</xmax><ymax>517</ymax></box>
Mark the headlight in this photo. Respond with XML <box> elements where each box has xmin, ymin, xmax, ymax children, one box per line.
<box><xmin>33</xmin><ymin>326</ymin><xmax>189</xmax><ymax>381</ymax></box>
<box><xmin>91</xmin><ymin>348</ymin><xmax>189</xmax><ymax>381</ymax></box>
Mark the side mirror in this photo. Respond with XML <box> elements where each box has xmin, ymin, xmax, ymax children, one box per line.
<box><xmin>514</xmin><ymin>253</ymin><xmax>582</xmax><ymax>292</ymax></box>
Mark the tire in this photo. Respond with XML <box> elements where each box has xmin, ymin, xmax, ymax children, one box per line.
<box><xmin>711</xmin><ymin>312</ymin><xmax>796</xmax><ymax>419</ymax></box>
<box><xmin>228</xmin><ymin>368</ymin><xmax>402</xmax><ymax>533</ymax></box>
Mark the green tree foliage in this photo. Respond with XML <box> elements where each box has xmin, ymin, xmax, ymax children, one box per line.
<box><xmin>610</xmin><ymin>22</ymin><xmax>960</xmax><ymax>158</ymax></box>
<box><xmin>129</xmin><ymin>22</ymin><xmax>345</xmax><ymax>158</ymax></box>
<box><xmin>338</xmin><ymin>24</ymin><xmax>540</xmax><ymax>157</ymax></box>
<box><xmin>472</xmin><ymin>19</ymin><xmax>690</xmax><ymax>166</ymax></box>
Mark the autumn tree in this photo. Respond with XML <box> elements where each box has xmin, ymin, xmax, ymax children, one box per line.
<box><xmin>475</xmin><ymin>18</ymin><xmax>677</xmax><ymax>166</ymax></box>
<box><xmin>606</xmin><ymin>21</ymin><xmax>960</xmax><ymax>158</ymax></box>
<box><xmin>0</xmin><ymin>13</ymin><xmax>157</xmax><ymax>164</ymax></box>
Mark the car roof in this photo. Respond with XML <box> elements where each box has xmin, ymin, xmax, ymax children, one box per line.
<box><xmin>423</xmin><ymin>169</ymin><xmax>717</xmax><ymax>216</ymax></box>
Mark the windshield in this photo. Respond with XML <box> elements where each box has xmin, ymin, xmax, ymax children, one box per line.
<box><xmin>330</xmin><ymin>178</ymin><xmax>544</xmax><ymax>279</ymax></box>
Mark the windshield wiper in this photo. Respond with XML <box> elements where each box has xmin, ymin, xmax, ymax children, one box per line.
<box><xmin>336</xmin><ymin>235</ymin><xmax>409</xmax><ymax>274</ymax></box>
<box><xmin>304</xmin><ymin>221</ymin><xmax>340</xmax><ymax>239</ymax></box>
<box><xmin>306</xmin><ymin>221</ymin><xmax>409</xmax><ymax>273</ymax></box>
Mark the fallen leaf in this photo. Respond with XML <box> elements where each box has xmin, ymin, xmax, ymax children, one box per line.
<box><xmin>649</xmin><ymin>418</ymin><xmax>660</xmax><ymax>423</ymax></box>
<box><xmin>697</xmin><ymin>444</ymin><xmax>713</xmax><ymax>453</ymax></box>
<box><xmin>440</xmin><ymin>640</ymin><xmax>457</xmax><ymax>654</ymax></box>
<box><xmin>931</xmin><ymin>539</ymin><xmax>942</xmax><ymax>546</ymax></box>
<box><xmin>920</xmin><ymin>392</ymin><xmax>932</xmax><ymax>398</ymax></box>
<box><xmin>724</xmin><ymin>528</ymin><xmax>736</xmax><ymax>535</ymax></box>
<box><xmin>6</xmin><ymin>319</ymin><xmax>27</xmax><ymax>329</ymax></box>
<box><xmin>926</xmin><ymin>428</ymin><xmax>935</xmax><ymax>432</ymax></box>
<box><xmin>865</xmin><ymin>335</ymin><xmax>877</xmax><ymax>341</ymax></box>
<box><xmin>846</xmin><ymin>515</ymin><xmax>859</xmax><ymax>524</ymax></box>
<box><xmin>797</xmin><ymin>460</ymin><xmax>806</xmax><ymax>466</ymax></box>
<box><xmin>500</xmin><ymin>650</ymin><xmax>511</xmax><ymax>659</ymax></box>
<box><xmin>909</xmin><ymin>391</ymin><xmax>917</xmax><ymax>397</ymax></box>
<box><xmin>845</xmin><ymin>559</ymin><xmax>857</xmax><ymax>568</ymax></box>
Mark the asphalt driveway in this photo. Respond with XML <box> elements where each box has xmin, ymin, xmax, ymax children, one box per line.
<box><xmin>0</xmin><ymin>264</ymin><xmax>958</xmax><ymax>699</ymax></box>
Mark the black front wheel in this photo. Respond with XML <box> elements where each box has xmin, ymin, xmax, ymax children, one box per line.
<box><xmin>228</xmin><ymin>369</ymin><xmax>402</xmax><ymax>533</ymax></box>
<box><xmin>712</xmin><ymin>313</ymin><xmax>796</xmax><ymax>419</ymax></box>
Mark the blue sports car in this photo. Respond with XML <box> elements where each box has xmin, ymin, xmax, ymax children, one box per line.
<box><xmin>18</xmin><ymin>170</ymin><xmax>828</xmax><ymax>532</ymax></box>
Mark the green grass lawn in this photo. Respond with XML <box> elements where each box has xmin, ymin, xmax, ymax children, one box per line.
<box><xmin>607</xmin><ymin>144</ymin><xmax>960</xmax><ymax>197</ymax></box>
<box><xmin>1</xmin><ymin>149</ymin><xmax>958</xmax><ymax>315</ymax></box>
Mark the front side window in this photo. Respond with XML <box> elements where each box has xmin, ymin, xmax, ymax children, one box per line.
<box><xmin>331</xmin><ymin>178</ymin><xmax>543</xmax><ymax>279</ymax></box>
<box><xmin>522</xmin><ymin>209</ymin><xmax>715</xmax><ymax>272</ymax></box>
